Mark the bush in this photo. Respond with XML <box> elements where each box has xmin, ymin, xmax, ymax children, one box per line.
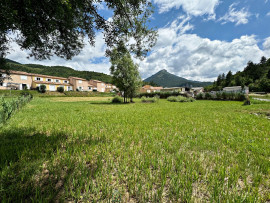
<box><xmin>196</xmin><ymin>93</ymin><xmax>204</xmax><ymax>100</ymax></box>
<box><xmin>205</xmin><ymin>92</ymin><xmax>212</xmax><ymax>100</ymax></box>
<box><xmin>39</xmin><ymin>85</ymin><xmax>46</xmax><ymax>93</ymax></box>
<box><xmin>112</xmin><ymin>96</ymin><xmax>123</xmax><ymax>103</ymax></box>
<box><xmin>141</xmin><ymin>96</ymin><xmax>159</xmax><ymax>103</ymax></box>
<box><xmin>138</xmin><ymin>91</ymin><xmax>185</xmax><ymax>99</ymax></box>
<box><xmin>20</xmin><ymin>90</ymin><xmax>33</xmax><ymax>98</ymax></box>
<box><xmin>57</xmin><ymin>86</ymin><xmax>64</xmax><ymax>93</ymax></box>
<box><xmin>0</xmin><ymin>95</ymin><xmax>32</xmax><ymax>124</ymax></box>
<box><xmin>167</xmin><ymin>96</ymin><xmax>195</xmax><ymax>102</ymax></box>
<box><xmin>167</xmin><ymin>96</ymin><xmax>178</xmax><ymax>102</ymax></box>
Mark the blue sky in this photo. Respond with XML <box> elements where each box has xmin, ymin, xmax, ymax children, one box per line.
<box><xmin>7</xmin><ymin>0</ymin><xmax>270</xmax><ymax>81</ymax></box>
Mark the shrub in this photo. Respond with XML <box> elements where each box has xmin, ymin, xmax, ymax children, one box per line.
<box><xmin>167</xmin><ymin>96</ymin><xmax>194</xmax><ymax>102</ymax></box>
<box><xmin>57</xmin><ymin>86</ymin><xmax>64</xmax><ymax>93</ymax></box>
<box><xmin>20</xmin><ymin>90</ymin><xmax>33</xmax><ymax>98</ymax></box>
<box><xmin>0</xmin><ymin>95</ymin><xmax>32</xmax><ymax>124</ymax></box>
<box><xmin>243</xmin><ymin>96</ymin><xmax>251</xmax><ymax>105</ymax></box>
<box><xmin>39</xmin><ymin>85</ymin><xmax>46</xmax><ymax>93</ymax></box>
<box><xmin>138</xmin><ymin>91</ymin><xmax>185</xmax><ymax>99</ymax></box>
<box><xmin>141</xmin><ymin>96</ymin><xmax>159</xmax><ymax>103</ymax></box>
<box><xmin>216</xmin><ymin>92</ymin><xmax>222</xmax><ymax>100</ymax></box>
<box><xmin>196</xmin><ymin>93</ymin><xmax>204</xmax><ymax>100</ymax></box>
<box><xmin>177</xmin><ymin>96</ymin><xmax>188</xmax><ymax>102</ymax></box>
<box><xmin>112</xmin><ymin>96</ymin><xmax>123</xmax><ymax>103</ymax></box>
<box><xmin>167</xmin><ymin>96</ymin><xmax>178</xmax><ymax>102</ymax></box>
<box><xmin>205</xmin><ymin>92</ymin><xmax>212</xmax><ymax>100</ymax></box>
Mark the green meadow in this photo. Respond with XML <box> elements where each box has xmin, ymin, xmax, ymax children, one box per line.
<box><xmin>0</xmin><ymin>97</ymin><xmax>269</xmax><ymax>202</ymax></box>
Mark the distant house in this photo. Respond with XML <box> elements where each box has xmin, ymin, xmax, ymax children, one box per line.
<box><xmin>89</xmin><ymin>80</ymin><xmax>106</xmax><ymax>92</ymax></box>
<box><xmin>140</xmin><ymin>85</ymin><xmax>163</xmax><ymax>93</ymax></box>
<box><xmin>161</xmin><ymin>87</ymin><xmax>186</xmax><ymax>92</ymax></box>
<box><xmin>190</xmin><ymin>87</ymin><xmax>204</xmax><ymax>95</ymax></box>
<box><xmin>105</xmin><ymin>83</ymin><xmax>117</xmax><ymax>92</ymax></box>
<box><xmin>223</xmin><ymin>86</ymin><xmax>249</xmax><ymax>94</ymax></box>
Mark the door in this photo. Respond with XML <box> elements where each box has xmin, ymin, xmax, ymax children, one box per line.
<box><xmin>49</xmin><ymin>85</ymin><xmax>56</xmax><ymax>91</ymax></box>
<box><xmin>22</xmin><ymin>84</ymin><xmax>27</xmax><ymax>90</ymax></box>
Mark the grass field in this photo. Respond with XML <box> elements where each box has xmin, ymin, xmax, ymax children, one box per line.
<box><xmin>0</xmin><ymin>97</ymin><xmax>269</xmax><ymax>202</ymax></box>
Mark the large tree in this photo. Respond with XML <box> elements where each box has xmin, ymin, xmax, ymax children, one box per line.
<box><xmin>110</xmin><ymin>42</ymin><xmax>142</xmax><ymax>103</ymax></box>
<box><xmin>0</xmin><ymin>0</ymin><xmax>157</xmax><ymax>62</ymax></box>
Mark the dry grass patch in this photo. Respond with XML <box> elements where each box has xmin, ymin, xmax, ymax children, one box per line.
<box><xmin>50</xmin><ymin>97</ymin><xmax>113</xmax><ymax>102</ymax></box>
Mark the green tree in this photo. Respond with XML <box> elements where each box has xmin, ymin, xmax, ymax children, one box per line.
<box><xmin>0</xmin><ymin>0</ymin><xmax>157</xmax><ymax>63</ymax></box>
<box><xmin>110</xmin><ymin>42</ymin><xmax>142</xmax><ymax>103</ymax></box>
<box><xmin>260</xmin><ymin>56</ymin><xmax>267</xmax><ymax>65</ymax></box>
<box><xmin>225</xmin><ymin>70</ymin><xmax>233</xmax><ymax>86</ymax></box>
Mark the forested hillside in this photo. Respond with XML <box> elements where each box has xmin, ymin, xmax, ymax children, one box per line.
<box><xmin>205</xmin><ymin>56</ymin><xmax>270</xmax><ymax>92</ymax></box>
<box><xmin>5</xmin><ymin>59</ymin><xmax>113</xmax><ymax>83</ymax></box>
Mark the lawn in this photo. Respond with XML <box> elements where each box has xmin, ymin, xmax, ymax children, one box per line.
<box><xmin>0</xmin><ymin>97</ymin><xmax>269</xmax><ymax>202</ymax></box>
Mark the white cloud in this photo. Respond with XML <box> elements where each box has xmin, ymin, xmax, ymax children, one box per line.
<box><xmin>263</xmin><ymin>37</ymin><xmax>270</xmax><ymax>52</ymax></box>
<box><xmin>6</xmin><ymin>32</ymin><xmax>111</xmax><ymax>75</ymax></box>
<box><xmin>137</xmin><ymin>17</ymin><xmax>269</xmax><ymax>81</ymax></box>
<box><xmin>153</xmin><ymin>0</ymin><xmax>219</xmax><ymax>18</ymax></box>
<box><xmin>267</xmin><ymin>12</ymin><xmax>270</xmax><ymax>16</ymax></box>
<box><xmin>218</xmin><ymin>3</ymin><xmax>251</xmax><ymax>26</ymax></box>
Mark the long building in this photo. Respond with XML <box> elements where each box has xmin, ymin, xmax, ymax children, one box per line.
<box><xmin>0</xmin><ymin>70</ymin><xmax>114</xmax><ymax>92</ymax></box>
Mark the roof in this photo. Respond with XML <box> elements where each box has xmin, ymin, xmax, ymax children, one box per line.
<box><xmin>68</xmin><ymin>76</ymin><xmax>88</xmax><ymax>81</ymax></box>
<box><xmin>191</xmin><ymin>87</ymin><xmax>204</xmax><ymax>90</ymax></box>
<box><xmin>223</xmin><ymin>86</ymin><xmax>242</xmax><ymax>90</ymax></box>
<box><xmin>163</xmin><ymin>87</ymin><xmax>185</xmax><ymax>89</ymax></box>
<box><xmin>90</xmin><ymin>79</ymin><xmax>104</xmax><ymax>83</ymax></box>
<box><xmin>0</xmin><ymin>70</ymin><xmax>32</xmax><ymax>76</ymax></box>
<box><xmin>0</xmin><ymin>69</ymin><xmax>69</xmax><ymax>80</ymax></box>
<box><xmin>142</xmin><ymin>85</ymin><xmax>163</xmax><ymax>90</ymax></box>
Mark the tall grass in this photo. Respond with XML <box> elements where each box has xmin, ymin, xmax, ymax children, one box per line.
<box><xmin>0</xmin><ymin>98</ymin><xmax>269</xmax><ymax>202</ymax></box>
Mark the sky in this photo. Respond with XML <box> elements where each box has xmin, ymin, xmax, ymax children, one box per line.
<box><xmin>6</xmin><ymin>0</ymin><xmax>270</xmax><ymax>82</ymax></box>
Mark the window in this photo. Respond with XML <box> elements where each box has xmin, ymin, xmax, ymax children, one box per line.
<box><xmin>78</xmin><ymin>80</ymin><xmax>82</xmax><ymax>84</ymax></box>
<box><xmin>47</xmin><ymin>78</ymin><xmax>51</xmax><ymax>82</ymax></box>
<box><xmin>55</xmin><ymin>79</ymin><xmax>60</xmax><ymax>83</ymax></box>
<box><xmin>88</xmin><ymin>86</ymin><xmax>92</xmax><ymax>90</ymax></box>
<box><xmin>0</xmin><ymin>74</ymin><xmax>2</xmax><ymax>77</ymax></box>
<box><xmin>21</xmin><ymin>75</ymin><xmax>27</xmax><ymax>80</ymax></box>
<box><xmin>0</xmin><ymin>82</ymin><xmax>3</xmax><ymax>86</ymax></box>
<box><xmin>36</xmin><ymin>77</ymin><xmax>41</xmax><ymax>81</ymax></box>
<box><xmin>64</xmin><ymin>80</ymin><xmax>68</xmax><ymax>83</ymax></box>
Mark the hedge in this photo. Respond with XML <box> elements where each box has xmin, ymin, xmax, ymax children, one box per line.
<box><xmin>138</xmin><ymin>91</ymin><xmax>186</xmax><ymax>99</ymax></box>
<box><xmin>196</xmin><ymin>92</ymin><xmax>246</xmax><ymax>101</ymax></box>
<box><xmin>0</xmin><ymin>94</ymin><xmax>32</xmax><ymax>124</ymax></box>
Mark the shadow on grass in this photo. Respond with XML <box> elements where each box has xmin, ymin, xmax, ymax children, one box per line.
<box><xmin>89</xmin><ymin>101</ymin><xmax>134</xmax><ymax>105</ymax></box>
<box><xmin>0</xmin><ymin>127</ymin><xmax>105</xmax><ymax>202</ymax></box>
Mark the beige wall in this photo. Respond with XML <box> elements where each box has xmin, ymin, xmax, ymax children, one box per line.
<box><xmin>0</xmin><ymin>73</ymin><xmax>32</xmax><ymax>90</ymax></box>
<box><xmin>70</xmin><ymin>78</ymin><xmax>92</xmax><ymax>91</ymax></box>
<box><xmin>89</xmin><ymin>80</ymin><xmax>105</xmax><ymax>92</ymax></box>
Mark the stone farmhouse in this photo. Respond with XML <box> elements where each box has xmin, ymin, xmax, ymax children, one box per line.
<box><xmin>0</xmin><ymin>70</ymin><xmax>111</xmax><ymax>92</ymax></box>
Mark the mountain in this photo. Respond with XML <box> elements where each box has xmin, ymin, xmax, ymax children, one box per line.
<box><xmin>144</xmin><ymin>69</ymin><xmax>212</xmax><ymax>87</ymax></box>
<box><xmin>5</xmin><ymin>59</ymin><xmax>112</xmax><ymax>83</ymax></box>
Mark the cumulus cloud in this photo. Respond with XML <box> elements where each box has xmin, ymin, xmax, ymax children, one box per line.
<box><xmin>218</xmin><ymin>3</ymin><xmax>251</xmax><ymax>26</ymax></box>
<box><xmin>263</xmin><ymin>37</ymin><xmax>270</xmax><ymax>56</ymax></box>
<box><xmin>6</xmin><ymin>32</ymin><xmax>111</xmax><ymax>74</ymax></box>
<box><xmin>153</xmin><ymin>0</ymin><xmax>219</xmax><ymax>18</ymax></box>
<box><xmin>137</xmin><ymin>17</ymin><xmax>269</xmax><ymax>81</ymax></box>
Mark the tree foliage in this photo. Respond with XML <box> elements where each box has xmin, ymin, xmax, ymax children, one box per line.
<box><xmin>110</xmin><ymin>42</ymin><xmax>142</xmax><ymax>103</ymax></box>
<box><xmin>0</xmin><ymin>0</ymin><xmax>157</xmax><ymax>62</ymax></box>
<box><xmin>207</xmin><ymin>56</ymin><xmax>270</xmax><ymax>92</ymax></box>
